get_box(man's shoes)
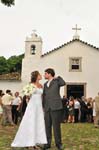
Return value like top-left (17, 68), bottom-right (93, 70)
top-left (57, 145), bottom-right (63, 150)
top-left (43, 144), bottom-right (51, 150)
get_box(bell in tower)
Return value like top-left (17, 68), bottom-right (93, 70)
top-left (31, 45), bottom-right (36, 55)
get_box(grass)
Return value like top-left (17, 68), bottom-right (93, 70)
top-left (0, 123), bottom-right (99, 150)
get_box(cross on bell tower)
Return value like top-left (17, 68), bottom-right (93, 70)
top-left (31, 29), bottom-right (37, 37)
top-left (32, 29), bottom-right (37, 34)
top-left (72, 24), bottom-right (81, 40)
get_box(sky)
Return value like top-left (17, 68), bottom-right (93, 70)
top-left (0, 0), bottom-right (99, 58)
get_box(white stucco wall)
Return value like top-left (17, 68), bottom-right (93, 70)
top-left (0, 80), bottom-right (23, 95)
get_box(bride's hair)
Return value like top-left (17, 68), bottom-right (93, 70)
top-left (31, 71), bottom-right (40, 83)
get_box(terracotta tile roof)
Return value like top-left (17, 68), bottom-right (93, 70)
top-left (42, 39), bottom-right (99, 57)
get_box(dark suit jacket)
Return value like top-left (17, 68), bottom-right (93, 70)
top-left (43, 76), bottom-right (66, 112)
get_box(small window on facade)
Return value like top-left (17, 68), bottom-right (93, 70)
top-left (69, 57), bottom-right (82, 72)
top-left (31, 45), bottom-right (36, 55)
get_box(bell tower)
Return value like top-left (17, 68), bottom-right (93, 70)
top-left (25, 30), bottom-right (42, 58)
top-left (21, 31), bottom-right (42, 83)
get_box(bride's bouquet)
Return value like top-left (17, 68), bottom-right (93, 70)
top-left (22, 83), bottom-right (36, 97)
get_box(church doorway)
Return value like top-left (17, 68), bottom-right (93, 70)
top-left (66, 83), bottom-right (86, 99)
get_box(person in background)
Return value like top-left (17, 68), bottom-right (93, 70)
top-left (80, 96), bottom-right (88, 123)
top-left (74, 98), bottom-right (80, 123)
top-left (12, 92), bottom-right (21, 125)
top-left (94, 92), bottom-right (99, 128)
top-left (1, 89), bottom-right (14, 126)
top-left (92, 99), bottom-right (96, 124)
top-left (61, 95), bottom-right (69, 123)
top-left (21, 95), bottom-right (29, 117)
top-left (0, 90), bottom-right (4, 124)
top-left (87, 97), bottom-right (93, 123)
top-left (68, 97), bottom-right (75, 123)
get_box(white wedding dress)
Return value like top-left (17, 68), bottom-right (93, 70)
top-left (11, 88), bottom-right (47, 147)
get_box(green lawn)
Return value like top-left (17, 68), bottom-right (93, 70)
top-left (0, 123), bottom-right (99, 150)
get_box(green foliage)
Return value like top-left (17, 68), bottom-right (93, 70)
top-left (0, 54), bottom-right (24, 75)
top-left (0, 56), bottom-right (8, 74)
top-left (1, 0), bottom-right (15, 7)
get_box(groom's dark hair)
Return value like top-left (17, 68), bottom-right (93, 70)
top-left (45, 68), bottom-right (55, 77)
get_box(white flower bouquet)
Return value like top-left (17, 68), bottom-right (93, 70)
top-left (22, 83), bottom-right (36, 97)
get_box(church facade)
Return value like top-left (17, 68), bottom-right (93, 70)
top-left (0, 30), bottom-right (99, 98)
top-left (22, 32), bottom-right (99, 98)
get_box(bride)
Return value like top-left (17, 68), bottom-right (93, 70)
top-left (11, 71), bottom-right (47, 149)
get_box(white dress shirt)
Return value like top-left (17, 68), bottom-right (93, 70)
top-left (12, 97), bottom-right (21, 105)
top-left (47, 79), bottom-right (53, 87)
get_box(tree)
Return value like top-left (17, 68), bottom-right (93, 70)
top-left (1, 0), bottom-right (15, 7)
top-left (7, 54), bottom-right (24, 73)
top-left (14, 54), bottom-right (24, 73)
top-left (7, 56), bottom-right (18, 73)
top-left (0, 54), bottom-right (24, 74)
top-left (0, 56), bottom-right (9, 74)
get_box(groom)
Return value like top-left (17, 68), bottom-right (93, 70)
top-left (43, 68), bottom-right (66, 150)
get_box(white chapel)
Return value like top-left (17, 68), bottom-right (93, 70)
top-left (21, 25), bottom-right (99, 98)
